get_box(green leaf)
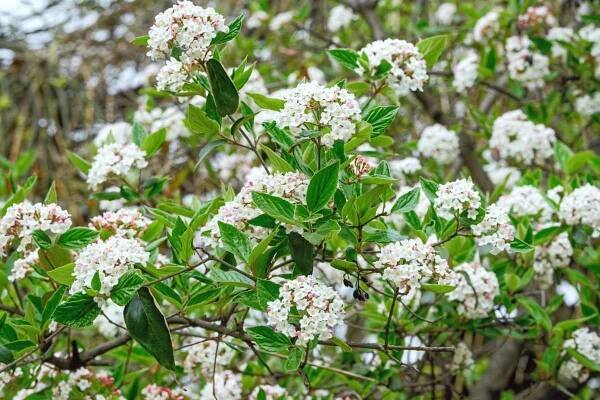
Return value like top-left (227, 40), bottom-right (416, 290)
top-left (517, 297), bottom-right (552, 332)
top-left (67, 151), bottom-right (91, 174)
top-left (331, 336), bottom-right (352, 352)
top-left (247, 326), bottom-right (292, 352)
top-left (131, 35), bottom-right (149, 46)
top-left (57, 228), bottom-right (99, 250)
top-left (554, 142), bottom-right (573, 171)
top-left (0, 176), bottom-right (37, 217)
top-left (132, 122), bottom-right (148, 146)
top-left (421, 283), bottom-right (455, 294)
top-left (416, 35), bottom-right (448, 68)
top-left (284, 346), bottom-right (305, 372)
top-left (247, 93), bottom-right (285, 111)
top-left (263, 121), bottom-right (294, 151)
top-left (42, 286), bottom-right (66, 326)
top-left (363, 106), bottom-right (398, 136)
top-left (124, 287), bottom-right (175, 370)
top-left (566, 348), bottom-right (600, 372)
top-left (33, 230), bottom-right (52, 249)
top-left (328, 48), bottom-right (359, 70)
top-left (46, 263), bottom-right (75, 286)
top-left (195, 139), bottom-right (227, 170)
top-left (534, 226), bottom-right (565, 245)
top-left (53, 293), bottom-right (100, 328)
top-left (306, 162), bottom-right (339, 212)
top-left (211, 14), bottom-right (244, 45)
top-left (111, 271), bottom-right (145, 306)
top-left (510, 238), bottom-right (534, 253)
top-left (288, 232), bottom-right (315, 275)
top-left (218, 221), bottom-right (252, 263)
top-left (207, 58), bottom-right (239, 116)
top-left (141, 128), bottom-right (166, 156)
top-left (0, 345), bottom-right (13, 364)
top-left (185, 104), bottom-right (221, 137)
top-left (256, 279), bottom-right (281, 310)
top-left (252, 192), bottom-right (296, 225)
top-left (44, 181), bottom-right (57, 204)
top-left (420, 177), bottom-right (439, 201)
top-left (261, 145), bottom-right (295, 173)
top-left (391, 187), bottom-right (420, 213)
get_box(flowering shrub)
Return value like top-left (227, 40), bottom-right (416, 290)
top-left (1, 1), bottom-right (600, 399)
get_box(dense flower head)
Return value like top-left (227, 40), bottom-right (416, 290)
top-left (155, 58), bottom-right (188, 92)
top-left (490, 110), bottom-right (556, 165)
top-left (141, 384), bottom-right (186, 400)
top-left (497, 185), bottom-right (554, 223)
top-left (135, 105), bottom-right (190, 141)
top-left (267, 275), bottom-right (345, 345)
top-left (94, 121), bottom-right (132, 146)
top-left (71, 236), bottom-right (149, 298)
top-left (198, 370), bottom-right (242, 400)
top-left (575, 92), bottom-right (600, 117)
top-left (472, 204), bottom-right (515, 254)
top-left (182, 337), bottom-right (234, 375)
top-left (87, 143), bottom-right (148, 190)
top-left (390, 157), bottom-right (421, 180)
top-left (435, 3), bottom-right (457, 26)
top-left (89, 208), bottom-right (151, 238)
top-left (327, 5), bottom-right (356, 32)
top-left (559, 184), bottom-right (600, 237)
top-left (559, 327), bottom-right (600, 383)
top-left (547, 27), bottom-right (576, 60)
top-left (358, 39), bottom-right (428, 95)
top-left (249, 384), bottom-right (287, 400)
top-left (443, 261), bottom-right (500, 319)
top-left (517, 5), bottom-right (555, 30)
top-left (451, 342), bottom-right (474, 373)
top-left (434, 178), bottom-right (481, 220)
top-left (505, 36), bottom-right (550, 89)
top-left (52, 368), bottom-right (124, 399)
top-left (473, 10), bottom-right (500, 43)
top-left (453, 50), bottom-right (479, 92)
top-left (417, 124), bottom-right (460, 165)
top-left (376, 239), bottom-right (454, 298)
top-left (533, 231), bottom-right (572, 288)
top-left (276, 81), bottom-right (361, 147)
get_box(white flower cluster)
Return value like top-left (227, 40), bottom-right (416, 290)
top-left (579, 25), bottom-right (600, 77)
top-left (417, 124), bottom-right (460, 165)
top-left (390, 157), bottom-right (421, 180)
top-left (141, 384), bottom-right (186, 400)
top-left (376, 239), bottom-right (454, 299)
top-left (498, 185), bottom-right (554, 223)
top-left (197, 170), bottom-right (309, 249)
top-left (87, 143), bottom-right (148, 190)
top-left (517, 5), bottom-right (556, 29)
top-left (71, 236), bottom-right (149, 299)
top-left (94, 299), bottom-right (125, 338)
top-left (199, 371), bottom-right (242, 400)
top-left (533, 232), bottom-right (572, 288)
top-left (483, 161), bottom-right (522, 189)
top-left (327, 5), bottom-right (356, 32)
top-left (559, 184), bottom-right (600, 237)
top-left (183, 338), bottom-right (234, 375)
top-left (134, 105), bottom-right (189, 142)
top-left (0, 201), bottom-right (72, 281)
top-left (434, 179), bottom-right (481, 220)
top-left (210, 151), bottom-right (256, 185)
top-left (472, 204), bottom-right (515, 254)
top-left (94, 121), bottom-right (132, 146)
top-left (435, 3), bottom-right (457, 26)
top-left (559, 327), bottom-right (600, 383)
top-left (277, 81), bottom-right (361, 147)
top-left (147, 1), bottom-right (228, 91)
top-left (358, 39), bottom-right (429, 95)
top-left (443, 261), bottom-right (499, 319)
top-left (249, 385), bottom-right (287, 400)
top-left (473, 10), bottom-right (500, 43)
top-left (453, 50), bottom-right (479, 92)
top-left (267, 275), bottom-right (345, 345)
top-left (451, 342), bottom-right (475, 373)
top-left (490, 110), bottom-right (556, 165)
top-left (505, 35), bottom-right (550, 89)
top-left (52, 368), bottom-right (123, 400)
top-left (89, 209), bottom-right (150, 238)
top-left (575, 92), bottom-right (600, 117)
top-left (547, 27), bottom-right (575, 60)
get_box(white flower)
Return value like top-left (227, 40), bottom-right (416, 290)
top-left (559, 327), bottom-right (600, 383)
top-left (559, 184), bottom-right (600, 237)
top-left (276, 81), bottom-right (361, 147)
top-left (390, 157), bottom-right (421, 179)
top-left (183, 338), bottom-right (234, 375)
top-left (434, 178), bottom-right (481, 220)
top-left (269, 11), bottom-right (294, 31)
top-left (517, 5), bottom-right (556, 29)
top-left (156, 58), bottom-right (188, 92)
top-left (267, 275), bottom-right (345, 346)
top-left (86, 143), bottom-right (148, 190)
top-left (472, 204), bottom-right (515, 254)
top-left (71, 236), bottom-right (149, 298)
top-left (533, 232), bottom-right (572, 288)
top-left (451, 342), bottom-right (474, 373)
top-left (249, 385), bottom-right (287, 400)
top-left (358, 39), bottom-right (429, 95)
top-left (327, 5), bottom-right (356, 32)
top-left (199, 371), bottom-right (242, 400)
top-left (490, 110), bottom-right (556, 165)
top-left (506, 36), bottom-right (550, 89)
top-left (453, 51), bottom-right (479, 92)
top-left (94, 299), bottom-right (124, 338)
top-left (210, 151), bottom-right (256, 185)
top-left (497, 185), bottom-right (554, 223)
top-left (246, 10), bottom-right (268, 29)
top-left (443, 261), bottom-right (499, 319)
top-left (89, 209), bottom-right (150, 238)
top-left (141, 384), bottom-right (186, 400)
top-left (417, 124), bottom-right (460, 165)
top-left (94, 122), bottom-right (132, 146)
top-left (556, 280), bottom-right (579, 307)
top-left (547, 27), bottom-right (575, 60)
top-left (402, 335), bottom-right (425, 364)
top-left (134, 105), bottom-right (189, 141)
top-left (579, 25), bottom-right (600, 58)
top-left (473, 11), bottom-right (500, 43)
top-left (376, 239), bottom-right (454, 299)
top-left (435, 3), bottom-right (457, 26)
top-left (575, 92), bottom-right (600, 117)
